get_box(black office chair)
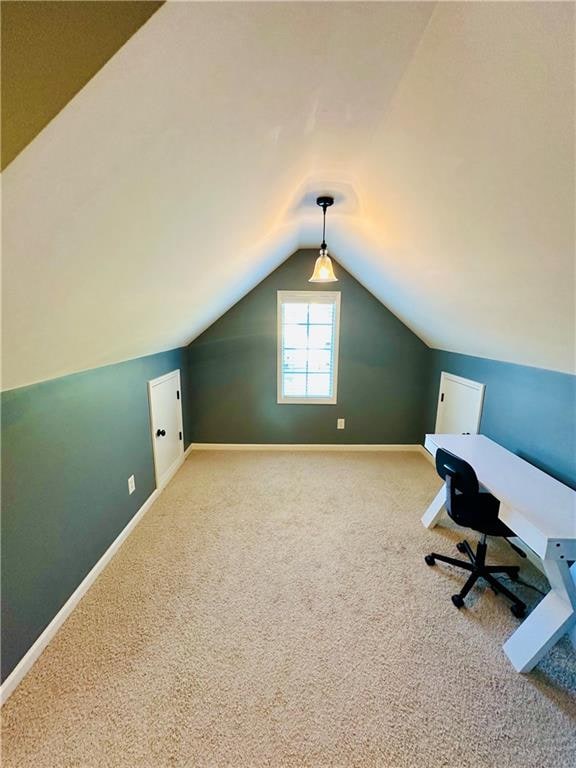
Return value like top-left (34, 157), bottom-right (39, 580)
top-left (425, 448), bottom-right (527, 618)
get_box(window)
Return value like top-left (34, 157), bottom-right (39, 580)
top-left (277, 290), bottom-right (341, 404)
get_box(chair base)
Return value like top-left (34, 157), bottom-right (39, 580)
top-left (425, 538), bottom-right (526, 618)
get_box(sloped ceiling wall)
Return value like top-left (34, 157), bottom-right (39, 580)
top-left (2, 1), bottom-right (574, 390)
top-left (344, 1), bottom-right (575, 374)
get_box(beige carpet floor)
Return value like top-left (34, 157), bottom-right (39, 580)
top-left (2, 451), bottom-right (575, 767)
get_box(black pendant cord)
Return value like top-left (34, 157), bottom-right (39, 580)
top-left (316, 195), bottom-right (334, 251)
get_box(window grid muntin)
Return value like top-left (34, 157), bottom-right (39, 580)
top-left (278, 292), bottom-right (339, 403)
top-left (282, 303), bottom-right (334, 398)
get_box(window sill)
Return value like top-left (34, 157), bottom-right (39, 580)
top-left (277, 397), bottom-right (337, 405)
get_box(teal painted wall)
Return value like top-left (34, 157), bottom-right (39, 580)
top-left (187, 250), bottom-right (431, 444)
top-left (1, 348), bottom-right (190, 681)
top-left (428, 351), bottom-right (576, 489)
top-left (4, 263), bottom-right (574, 685)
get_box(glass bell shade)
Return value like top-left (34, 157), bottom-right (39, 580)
top-left (309, 248), bottom-right (338, 283)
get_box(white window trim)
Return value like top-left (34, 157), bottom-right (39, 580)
top-left (277, 290), bottom-right (341, 405)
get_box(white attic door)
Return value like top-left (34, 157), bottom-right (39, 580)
top-left (148, 370), bottom-right (184, 488)
top-left (434, 372), bottom-right (485, 435)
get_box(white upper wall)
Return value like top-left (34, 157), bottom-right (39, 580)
top-left (2, 1), bottom-right (574, 390)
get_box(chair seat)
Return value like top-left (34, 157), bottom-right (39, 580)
top-left (451, 492), bottom-right (515, 538)
top-left (472, 515), bottom-right (515, 538)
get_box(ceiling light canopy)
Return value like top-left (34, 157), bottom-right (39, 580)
top-left (309, 196), bottom-right (338, 283)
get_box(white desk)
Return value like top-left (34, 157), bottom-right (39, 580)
top-left (422, 434), bottom-right (576, 672)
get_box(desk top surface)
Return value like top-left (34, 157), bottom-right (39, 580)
top-left (426, 434), bottom-right (576, 544)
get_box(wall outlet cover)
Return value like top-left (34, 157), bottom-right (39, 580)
top-left (337, 418), bottom-right (345, 429)
top-left (128, 475), bottom-right (136, 494)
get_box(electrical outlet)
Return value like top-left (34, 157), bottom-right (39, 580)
top-left (337, 418), bottom-right (345, 430)
top-left (128, 475), bottom-right (136, 495)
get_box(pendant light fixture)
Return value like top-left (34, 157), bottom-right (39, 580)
top-left (309, 196), bottom-right (338, 283)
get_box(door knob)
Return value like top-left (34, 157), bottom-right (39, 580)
top-left (156, 429), bottom-right (166, 437)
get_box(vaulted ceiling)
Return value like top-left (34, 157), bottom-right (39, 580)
top-left (2, 1), bottom-right (574, 390)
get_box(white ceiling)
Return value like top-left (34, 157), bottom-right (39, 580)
top-left (2, 1), bottom-right (574, 390)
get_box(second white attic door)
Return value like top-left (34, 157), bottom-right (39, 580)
top-left (434, 372), bottom-right (485, 435)
top-left (148, 370), bottom-right (184, 489)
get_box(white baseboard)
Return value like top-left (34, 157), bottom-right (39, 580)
top-left (418, 444), bottom-right (435, 465)
top-left (157, 446), bottom-right (190, 490)
top-left (187, 443), bottom-right (425, 452)
top-left (0, 451), bottom-right (190, 706)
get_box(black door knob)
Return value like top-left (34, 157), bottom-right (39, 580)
top-left (156, 429), bottom-right (166, 437)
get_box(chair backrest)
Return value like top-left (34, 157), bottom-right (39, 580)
top-left (435, 448), bottom-right (479, 500)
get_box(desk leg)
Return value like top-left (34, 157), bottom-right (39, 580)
top-left (421, 484), bottom-right (446, 529)
top-left (503, 560), bottom-right (576, 672)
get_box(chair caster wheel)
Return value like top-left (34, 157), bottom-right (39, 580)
top-left (456, 542), bottom-right (467, 553)
top-left (424, 555), bottom-right (436, 566)
top-left (510, 604), bottom-right (526, 619)
top-left (451, 594), bottom-right (465, 609)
